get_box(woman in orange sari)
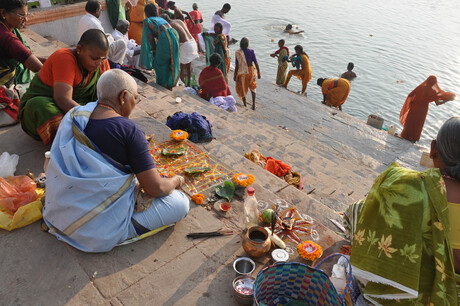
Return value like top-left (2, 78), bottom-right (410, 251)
top-left (399, 75), bottom-right (456, 142)
top-left (234, 37), bottom-right (261, 110)
top-left (316, 77), bottom-right (351, 111)
top-left (283, 45), bottom-right (311, 95)
top-left (128, 0), bottom-right (156, 44)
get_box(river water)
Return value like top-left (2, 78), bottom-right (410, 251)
top-left (182, 0), bottom-right (460, 147)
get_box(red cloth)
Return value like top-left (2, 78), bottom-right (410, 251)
top-left (186, 10), bottom-right (202, 42)
top-left (399, 75), bottom-right (456, 141)
top-left (0, 87), bottom-right (19, 121)
top-left (0, 23), bottom-right (31, 64)
top-left (274, 46), bottom-right (289, 57)
top-left (265, 157), bottom-right (291, 177)
top-left (199, 66), bottom-right (231, 100)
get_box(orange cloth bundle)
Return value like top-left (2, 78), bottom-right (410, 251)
top-left (265, 157), bottom-right (291, 177)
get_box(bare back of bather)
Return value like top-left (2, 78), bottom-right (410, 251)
top-left (169, 19), bottom-right (193, 43)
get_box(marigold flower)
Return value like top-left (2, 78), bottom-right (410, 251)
top-left (192, 193), bottom-right (205, 205)
top-left (170, 130), bottom-right (188, 141)
top-left (297, 240), bottom-right (323, 261)
top-left (232, 173), bottom-right (255, 187)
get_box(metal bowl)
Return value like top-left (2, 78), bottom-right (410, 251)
top-left (232, 275), bottom-right (255, 305)
top-left (233, 257), bottom-right (255, 277)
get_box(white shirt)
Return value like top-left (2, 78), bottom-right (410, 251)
top-left (210, 13), bottom-right (231, 36)
top-left (112, 29), bottom-right (136, 57)
top-left (78, 13), bottom-right (105, 39)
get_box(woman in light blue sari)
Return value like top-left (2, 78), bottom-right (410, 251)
top-left (43, 69), bottom-right (189, 252)
top-left (139, 3), bottom-right (179, 89)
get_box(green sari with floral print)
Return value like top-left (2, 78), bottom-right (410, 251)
top-left (349, 162), bottom-right (457, 305)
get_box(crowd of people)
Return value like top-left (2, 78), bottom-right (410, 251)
top-left (1, 1), bottom-right (460, 303)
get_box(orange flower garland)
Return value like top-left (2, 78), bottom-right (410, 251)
top-left (297, 240), bottom-right (323, 261)
top-left (232, 173), bottom-right (255, 187)
top-left (170, 130), bottom-right (189, 141)
top-left (192, 194), bottom-right (204, 205)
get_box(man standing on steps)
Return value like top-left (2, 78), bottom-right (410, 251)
top-left (162, 14), bottom-right (198, 87)
top-left (78, 0), bottom-right (127, 65)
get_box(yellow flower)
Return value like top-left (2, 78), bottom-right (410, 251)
top-left (232, 173), bottom-right (255, 187)
top-left (170, 130), bottom-right (188, 141)
top-left (297, 240), bottom-right (323, 261)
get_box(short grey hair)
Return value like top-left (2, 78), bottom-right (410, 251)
top-left (116, 19), bottom-right (129, 29)
top-left (436, 117), bottom-right (460, 179)
top-left (97, 69), bottom-right (137, 103)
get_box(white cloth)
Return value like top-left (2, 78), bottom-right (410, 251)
top-left (78, 13), bottom-right (104, 39)
top-left (112, 29), bottom-right (140, 66)
top-left (109, 40), bottom-right (127, 64)
top-left (179, 39), bottom-right (199, 64)
top-left (210, 14), bottom-right (231, 36)
top-left (209, 95), bottom-right (237, 112)
top-left (77, 14), bottom-right (126, 64)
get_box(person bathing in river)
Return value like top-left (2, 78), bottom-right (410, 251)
top-left (270, 39), bottom-right (289, 85)
top-left (317, 77), bottom-right (351, 111)
top-left (399, 75), bottom-right (456, 142)
top-left (282, 45), bottom-right (311, 95)
top-left (284, 24), bottom-right (304, 34)
top-left (340, 62), bottom-right (357, 80)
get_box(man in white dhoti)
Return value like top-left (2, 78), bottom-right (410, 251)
top-left (162, 14), bottom-right (198, 87)
top-left (112, 20), bottom-right (141, 67)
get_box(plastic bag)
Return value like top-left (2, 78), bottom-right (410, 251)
top-left (0, 188), bottom-right (44, 231)
top-left (0, 152), bottom-right (19, 178)
top-left (0, 175), bottom-right (37, 213)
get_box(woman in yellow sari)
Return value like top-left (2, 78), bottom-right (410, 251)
top-left (283, 45), bottom-right (311, 95)
top-left (317, 77), bottom-right (351, 111)
top-left (234, 37), bottom-right (261, 110)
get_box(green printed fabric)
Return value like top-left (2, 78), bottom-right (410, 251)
top-left (350, 162), bottom-right (457, 305)
top-left (106, 0), bottom-right (126, 29)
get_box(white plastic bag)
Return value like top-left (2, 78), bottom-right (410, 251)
top-left (0, 152), bottom-right (19, 178)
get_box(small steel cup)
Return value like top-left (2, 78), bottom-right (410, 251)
top-left (233, 257), bottom-right (255, 277)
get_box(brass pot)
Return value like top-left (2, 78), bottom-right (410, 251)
top-left (242, 226), bottom-right (271, 258)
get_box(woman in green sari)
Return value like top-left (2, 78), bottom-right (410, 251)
top-left (201, 23), bottom-right (230, 84)
top-left (139, 3), bottom-right (180, 90)
top-left (18, 29), bottom-right (110, 145)
top-left (0, 0), bottom-right (43, 88)
top-left (345, 117), bottom-right (460, 305)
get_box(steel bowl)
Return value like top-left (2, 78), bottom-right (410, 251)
top-left (232, 275), bottom-right (255, 305)
top-left (233, 257), bottom-right (255, 277)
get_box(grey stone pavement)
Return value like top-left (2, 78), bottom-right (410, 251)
top-left (0, 29), bottom-right (427, 305)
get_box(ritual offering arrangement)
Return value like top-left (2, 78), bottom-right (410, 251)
top-left (232, 173), bottom-right (255, 187)
top-left (161, 147), bottom-right (186, 156)
top-left (170, 129), bottom-right (188, 142)
top-left (297, 240), bottom-right (323, 262)
top-left (150, 140), bottom-right (235, 195)
top-left (184, 166), bottom-right (211, 174)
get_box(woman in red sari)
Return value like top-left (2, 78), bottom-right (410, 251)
top-left (198, 53), bottom-right (231, 101)
top-left (399, 76), bottom-right (456, 142)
